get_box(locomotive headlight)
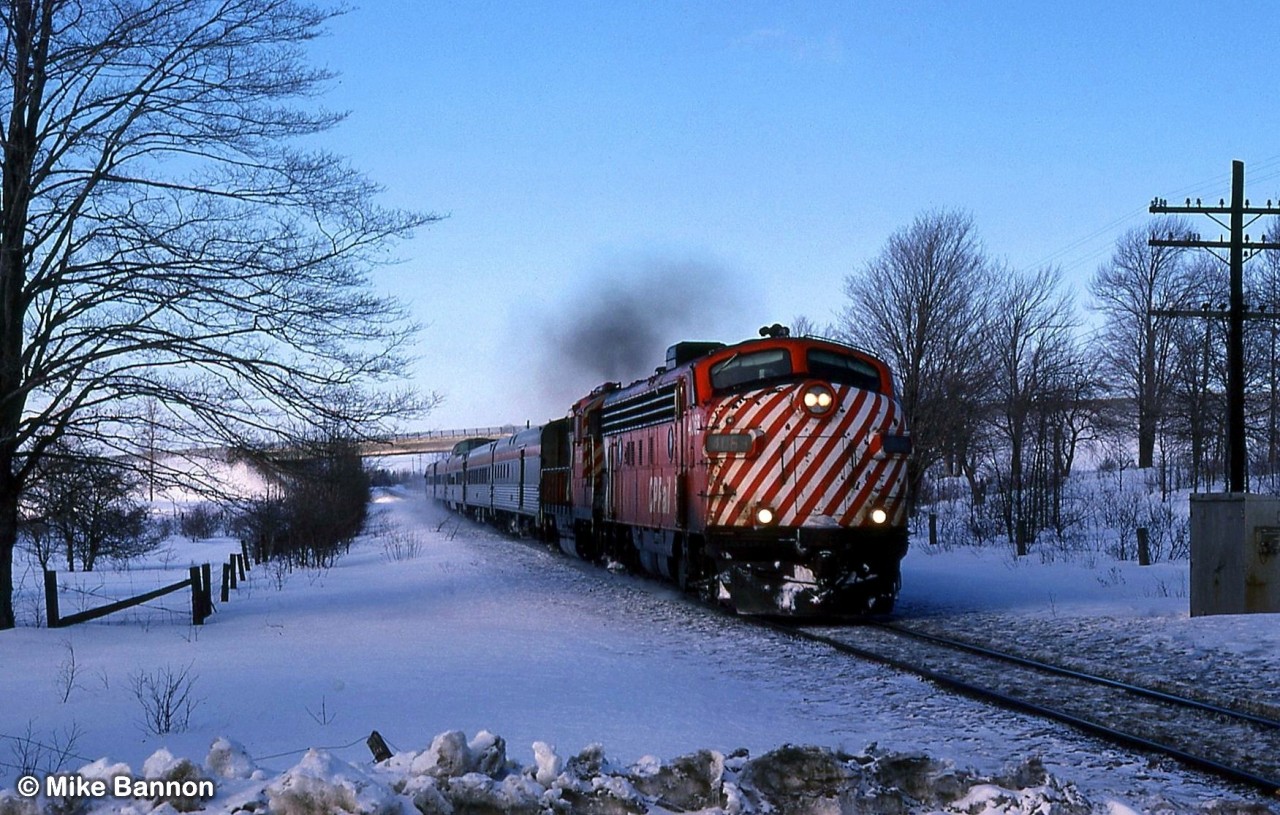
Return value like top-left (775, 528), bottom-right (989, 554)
top-left (756, 507), bottom-right (775, 525)
top-left (870, 508), bottom-right (888, 525)
top-left (800, 384), bottom-right (836, 415)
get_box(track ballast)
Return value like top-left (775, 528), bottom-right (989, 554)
top-left (764, 619), bottom-right (1280, 797)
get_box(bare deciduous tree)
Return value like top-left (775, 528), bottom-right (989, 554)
top-left (1090, 220), bottom-right (1196, 472)
top-left (985, 264), bottom-right (1077, 554)
top-left (1249, 220), bottom-right (1280, 490)
top-left (789, 313), bottom-right (835, 339)
top-left (1164, 255), bottom-right (1228, 492)
top-left (0, 1), bottom-right (438, 627)
top-left (840, 209), bottom-right (994, 506)
top-left (24, 439), bottom-right (159, 571)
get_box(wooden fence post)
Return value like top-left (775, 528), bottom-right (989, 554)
top-left (367, 731), bottom-right (393, 763)
top-left (1137, 526), bottom-right (1151, 566)
top-left (44, 570), bottom-right (60, 628)
top-left (241, 539), bottom-right (252, 572)
top-left (201, 563), bottom-right (213, 618)
top-left (190, 566), bottom-right (203, 625)
top-left (228, 556), bottom-right (237, 589)
top-left (221, 563), bottom-right (231, 603)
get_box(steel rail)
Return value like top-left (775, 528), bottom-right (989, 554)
top-left (761, 621), bottom-right (1280, 797)
top-left (871, 620), bottom-right (1280, 731)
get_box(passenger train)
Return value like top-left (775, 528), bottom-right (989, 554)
top-left (427, 325), bottom-right (911, 615)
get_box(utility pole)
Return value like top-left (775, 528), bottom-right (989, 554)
top-left (1149, 160), bottom-right (1280, 493)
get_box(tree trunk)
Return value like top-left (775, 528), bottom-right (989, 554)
top-left (1137, 406), bottom-right (1157, 469)
top-left (1138, 325), bottom-right (1159, 469)
top-left (0, 471), bottom-right (21, 628)
top-left (0, 535), bottom-right (11, 628)
top-left (0, 1), bottom-right (44, 629)
top-left (1010, 435), bottom-right (1026, 556)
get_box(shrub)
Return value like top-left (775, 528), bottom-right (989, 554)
top-left (179, 504), bottom-right (222, 540)
top-left (130, 663), bottom-right (200, 735)
top-left (23, 440), bottom-right (161, 571)
top-left (230, 437), bottom-right (370, 569)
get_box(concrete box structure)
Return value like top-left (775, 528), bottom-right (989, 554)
top-left (1189, 493), bottom-right (1280, 616)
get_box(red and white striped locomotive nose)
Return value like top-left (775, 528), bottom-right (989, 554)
top-left (704, 381), bottom-right (908, 529)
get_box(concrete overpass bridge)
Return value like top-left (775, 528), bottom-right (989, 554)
top-left (357, 425), bottom-right (524, 458)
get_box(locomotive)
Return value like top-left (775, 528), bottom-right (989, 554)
top-left (427, 325), bottom-right (911, 615)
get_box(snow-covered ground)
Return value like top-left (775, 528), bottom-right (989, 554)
top-left (2, 485), bottom-right (1277, 813)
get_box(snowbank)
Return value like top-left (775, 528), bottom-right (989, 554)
top-left (5, 729), bottom-right (1268, 815)
top-left (0, 729), bottom-right (1113, 815)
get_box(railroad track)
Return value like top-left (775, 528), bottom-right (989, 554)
top-left (763, 618), bottom-right (1280, 797)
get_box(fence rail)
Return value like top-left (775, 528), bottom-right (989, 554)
top-left (43, 551), bottom-right (250, 628)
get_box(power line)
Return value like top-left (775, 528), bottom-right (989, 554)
top-left (1034, 153), bottom-right (1280, 278)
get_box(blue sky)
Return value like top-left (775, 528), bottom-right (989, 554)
top-left (307, 2), bottom-right (1280, 430)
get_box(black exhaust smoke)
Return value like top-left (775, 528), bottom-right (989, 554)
top-left (538, 254), bottom-right (743, 391)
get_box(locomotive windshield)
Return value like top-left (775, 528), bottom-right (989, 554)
top-left (710, 348), bottom-right (793, 392)
top-left (806, 349), bottom-right (881, 391)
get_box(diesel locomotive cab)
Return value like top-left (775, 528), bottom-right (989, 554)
top-left (690, 331), bottom-right (911, 614)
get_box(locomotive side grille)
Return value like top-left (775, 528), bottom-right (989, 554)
top-left (601, 383), bottom-right (678, 436)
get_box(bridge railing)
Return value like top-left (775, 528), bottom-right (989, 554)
top-left (378, 425), bottom-right (524, 442)
top-left (359, 425), bottom-right (529, 457)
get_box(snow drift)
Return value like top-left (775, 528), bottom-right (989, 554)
top-left (8, 727), bottom-right (1263, 815)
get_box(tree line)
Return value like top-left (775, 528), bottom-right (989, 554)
top-left (20, 437), bottom-right (370, 578)
top-left (837, 209), bottom-right (1280, 554)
